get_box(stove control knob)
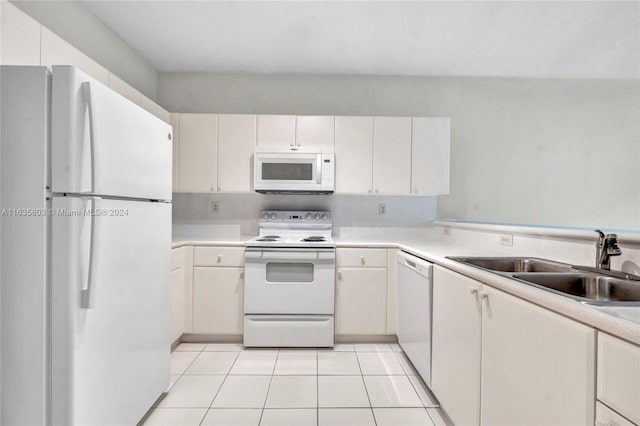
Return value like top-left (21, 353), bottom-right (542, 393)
top-left (306, 213), bottom-right (313, 220)
top-left (314, 214), bottom-right (321, 220)
top-left (321, 214), bottom-right (328, 220)
top-left (262, 213), bottom-right (270, 220)
top-left (270, 213), bottom-right (277, 220)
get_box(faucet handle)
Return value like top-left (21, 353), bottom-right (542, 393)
top-left (605, 234), bottom-right (622, 256)
top-left (595, 229), bottom-right (605, 239)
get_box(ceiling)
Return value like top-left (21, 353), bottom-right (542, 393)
top-left (83, 1), bottom-right (639, 79)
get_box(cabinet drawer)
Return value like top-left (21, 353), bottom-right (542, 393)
top-left (171, 247), bottom-right (184, 271)
top-left (596, 402), bottom-right (635, 426)
top-left (193, 246), bottom-right (244, 267)
top-left (598, 332), bottom-right (640, 425)
top-left (337, 248), bottom-right (387, 268)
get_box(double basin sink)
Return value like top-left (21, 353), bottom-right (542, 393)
top-left (447, 257), bottom-right (640, 305)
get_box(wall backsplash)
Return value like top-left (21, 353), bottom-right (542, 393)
top-left (172, 193), bottom-right (437, 236)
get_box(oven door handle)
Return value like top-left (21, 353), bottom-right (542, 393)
top-left (245, 250), bottom-right (335, 261)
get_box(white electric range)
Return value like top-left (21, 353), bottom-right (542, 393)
top-left (244, 211), bottom-right (336, 347)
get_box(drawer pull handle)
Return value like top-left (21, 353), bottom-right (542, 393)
top-left (338, 271), bottom-right (342, 280)
top-left (360, 256), bottom-right (365, 265)
top-left (217, 254), bottom-right (223, 263)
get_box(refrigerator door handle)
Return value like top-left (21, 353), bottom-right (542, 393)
top-left (82, 82), bottom-right (100, 194)
top-left (81, 197), bottom-right (102, 309)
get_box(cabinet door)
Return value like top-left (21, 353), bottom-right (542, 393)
top-left (178, 114), bottom-right (217, 192)
top-left (0, 1), bottom-right (41, 66)
top-left (411, 117), bottom-right (450, 195)
top-left (192, 267), bottom-right (244, 335)
top-left (257, 115), bottom-right (296, 147)
top-left (335, 116), bottom-right (373, 193)
top-left (335, 267), bottom-right (387, 335)
top-left (170, 267), bottom-right (184, 344)
top-left (170, 114), bottom-right (180, 191)
top-left (481, 286), bottom-right (596, 426)
top-left (431, 266), bottom-right (482, 426)
top-left (217, 114), bottom-right (256, 192)
top-left (296, 115), bottom-right (335, 147)
top-left (372, 117), bottom-right (411, 194)
top-left (598, 332), bottom-right (640, 424)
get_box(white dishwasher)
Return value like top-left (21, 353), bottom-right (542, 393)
top-left (396, 251), bottom-right (433, 386)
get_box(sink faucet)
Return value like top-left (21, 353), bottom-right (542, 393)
top-left (595, 230), bottom-right (622, 271)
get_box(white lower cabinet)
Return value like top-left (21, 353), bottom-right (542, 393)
top-left (185, 246), bottom-right (245, 336)
top-left (170, 267), bottom-right (184, 344)
top-left (596, 402), bottom-right (636, 426)
top-left (432, 265), bottom-right (596, 426)
top-left (170, 247), bottom-right (193, 344)
top-left (597, 332), bottom-right (640, 425)
top-left (192, 265), bottom-right (244, 335)
top-left (336, 268), bottom-right (387, 335)
top-left (480, 285), bottom-right (595, 426)
top-left (432, 266), bottom-right (482, 426)
top-left (335, 248), bottom-right (389, 336)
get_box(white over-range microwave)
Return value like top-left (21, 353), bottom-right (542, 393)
top-left (254, 146), bottom-right (335, 194)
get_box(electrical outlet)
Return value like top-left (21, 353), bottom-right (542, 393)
top-left (443, 226), bottom-right (451, 236)
top-left (378, 203), bottom-right (387, 215)
top-left (211, 201), bottom-right (219, 213)
top-left (499, 234), bottom-right (513, 246)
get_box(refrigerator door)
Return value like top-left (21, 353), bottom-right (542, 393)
top-left (51, 65), bottom-right (172, 201)
top-left (50, 196), bottom-right (171, 425)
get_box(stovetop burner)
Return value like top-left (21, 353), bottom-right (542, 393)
top-left (246, 210), bottom-right (334, 248)
top-left (302, 236), bottom-right (326, 242)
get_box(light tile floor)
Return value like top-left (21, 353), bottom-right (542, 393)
top-left (143, 343), bottom-right (450, 426)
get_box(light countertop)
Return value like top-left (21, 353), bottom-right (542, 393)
top-left (171, 233), bottom-right (640, 346)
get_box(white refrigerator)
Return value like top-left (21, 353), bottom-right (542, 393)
top-left (1, 65), bottom-right (172, 425)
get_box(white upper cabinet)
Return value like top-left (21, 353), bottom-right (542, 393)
top-left (217, 114), bottom-right (256, 192)
top-left (40, 27), bottom-right (110, 86)
top-left (411, 117), bottom-right (450, 195)
top-left (335, 116), bottom-right (374, 194)
top-left (178, 114), bottom-right (217, 193)
top-left (256, 115), bottom-right (296, 147)
top-left (0, 1), bottom-right (41, 66)
top-left (296, 116), bottom-right (335, 148)
top-left (373, 117), bottom-right (412, 195)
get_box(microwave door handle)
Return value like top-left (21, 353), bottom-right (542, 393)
top-left (317, 156), bottom-right (322, 184)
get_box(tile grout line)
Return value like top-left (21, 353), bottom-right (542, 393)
top-left (354, 347), bottom-right (378, 426)
top-left (258, 348), bottom-right (280, 425)
top-left (205, 350), bottom-right (242, 411)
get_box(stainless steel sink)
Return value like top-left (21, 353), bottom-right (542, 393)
top-left (512, 273), bottom-right (640, 305)
top-left (447, 256), bottom-right (640, 305)
top-left (447, 257), bottom-right (573, 273)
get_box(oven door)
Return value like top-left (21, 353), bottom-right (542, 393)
top-left (244, 248), bottom-right (335, 314)
top-left (254, 152), bottom-right (322, 193)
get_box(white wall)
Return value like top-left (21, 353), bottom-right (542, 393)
top-left (159, 73), bottom-right (640, 231)
top-left (172, 193), bottom-right (437, 236)
top-left (10, 0), bottom-right (158, 99)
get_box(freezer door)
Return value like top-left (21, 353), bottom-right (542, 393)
top-left (51, 65), bottom-right (172, 200)
top-left (50, 196), bottom-right (171, 425)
